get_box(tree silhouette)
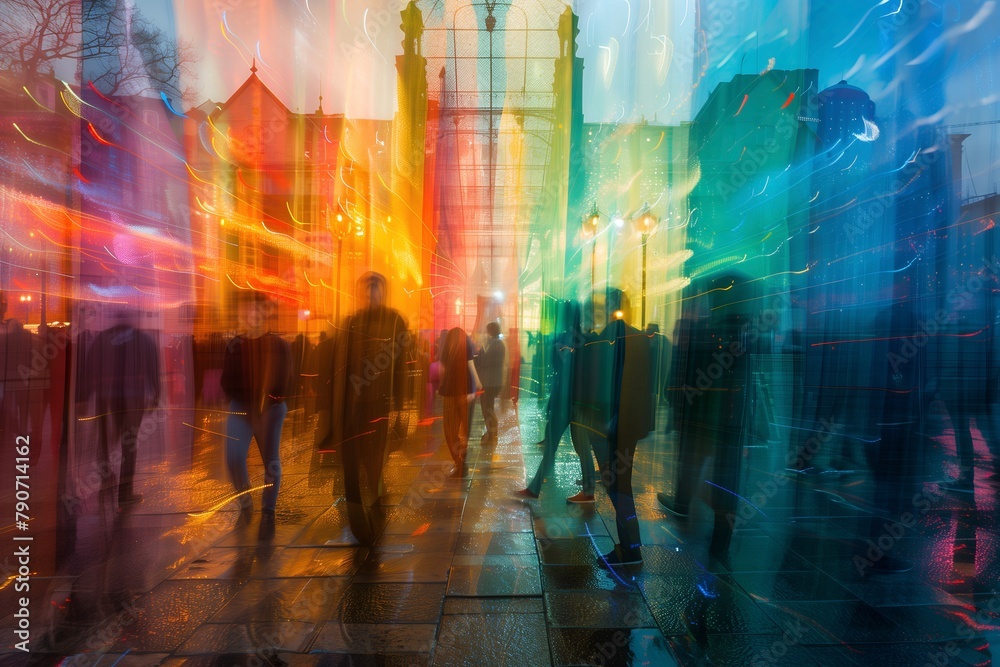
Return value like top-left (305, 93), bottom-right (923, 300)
top-left (0, 0), bottom-right (196, 104)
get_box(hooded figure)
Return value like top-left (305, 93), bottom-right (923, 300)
top-left (328, 272), bottom-right (410, 545)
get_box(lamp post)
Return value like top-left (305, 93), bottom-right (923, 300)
top-left (582, 203), bottom-right (600, 327)
top-left (328, 205), bottom-right (352, 322)
top-left (19, 294), bottom-right (31, 324)
top-left (634, 204), bottom-right (658, 328)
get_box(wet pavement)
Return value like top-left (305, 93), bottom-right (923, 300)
top-left (2, 396), bottom-right (1000, 666)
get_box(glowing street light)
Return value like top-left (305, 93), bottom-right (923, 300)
top-left (632, 203), bottom-right (659, 327)
top-left (582, 203), bottom-right (601, 325)
top-left (582, 202), bottom-right (600, 240)
top-left (327, 205), bottom-right (353, 321)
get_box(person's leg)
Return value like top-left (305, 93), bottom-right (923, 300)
top-left (458, 394), bottom-right (470, 470)
top-left (609, 438), bottom-right (641, 558)
top-left (441, 396), bottom-right (458, 461)
top-left (669, 432), bottom-right (702, 516)
top-left (254, 401), bottom-right (287, 512)
top-left (569, 420), bottom-right (596, 495)
top-left (361, 415), bottom-right (389, 501)
top-left (225, 402), bottom-right (255, 511)
top-left (591, 432), bottom-right (610, 490)
top-left (443, 396), bottom-right (469, 465)
top-left (526, 428), bottom-right (560, 496)
top-left (709, 434), bottom-right (741, 554)
top-left (97, 413), bottom-right (115, 504)
top-left (466, 395), bottom-right (476, 441)
top-left (481, 387), bottom-right (499, 440)
top-left (117, 410), bottom-right (145, 503)
top-left (341, 435), bottom-right (363, 504)
top-left (527, 389), bottom-right (574, 493)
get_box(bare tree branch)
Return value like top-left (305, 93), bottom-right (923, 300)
top-left (1, 0), bottom-right (197, 103)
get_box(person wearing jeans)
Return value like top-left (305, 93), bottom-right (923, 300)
top-left (221, 291), bottom-right (291, 540)
top-left (440, 327), bottom-right (481, 478)
top-left (225, 399), bottom-right (288, 517)
top-left (589, 290), bottom-right (653, 568)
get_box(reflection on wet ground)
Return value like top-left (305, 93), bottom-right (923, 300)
top-left (2, 397), bottom-right (999, 666)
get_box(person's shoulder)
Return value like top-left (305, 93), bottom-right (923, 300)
top-left (391, 311), bottom-right (409, 334)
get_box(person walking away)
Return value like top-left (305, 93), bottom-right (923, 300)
top-left (589, 290), bottom-right (653, 569)
top-left (477, 322), bottom-right (506, 446)
top-left (440, 327), bottom-right (482, 478)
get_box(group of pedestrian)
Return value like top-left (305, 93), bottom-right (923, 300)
top-left (216, 273), bottom-right (512, 544)
top-left (518, 289), bottom-right (654, 569)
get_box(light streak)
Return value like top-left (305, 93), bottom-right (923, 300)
top-left (187, 483), bottom-right (274, 517)
top-left (160, 92), bottom-right (187, 117)
top-left (734, 94), bottom-right (749, 117)
top-left (834, 1), bottom-right (892, 48)
top-left (853, 118), bottom-right (880, 142)
top-left (87, 123), bottom-right (114, 147)
top-left (363, 8), bottom-right (388, 64)
top-left (704, 480), bottom-right (770, 519)
top-left (716, 32), bottom-right (757, 69)
top-left (21, 86), bottom-right (53, 112)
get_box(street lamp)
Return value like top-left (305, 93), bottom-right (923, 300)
top-left (19, 294), bottom-right (31, 324)
top-left (328, 205), bottom-right (353, 321)
top-left (633, 204), bottom-right (659, 328)
top-left (582, 203), bottom-right (600, 327)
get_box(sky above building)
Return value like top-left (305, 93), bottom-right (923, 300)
top-left (124, 0), bottom-right (1000, 193)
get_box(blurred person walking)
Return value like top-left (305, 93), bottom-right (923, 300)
top-left (657, 274), bottom-right (755, 557)
top-left (587, 290), bottom-right (653, 568)
top-left (440, 326), bottom-right (481, 478)
top-left (85, 309), bottom-right (161, 510)
top-left (477, 321), bottom-right (506, 447)
top-left (517, 300), bottom-right (596, 504)
top-left (327, 272), bottom-right (410, 545)
top-left (221, 292), bottom-right (291, 540)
